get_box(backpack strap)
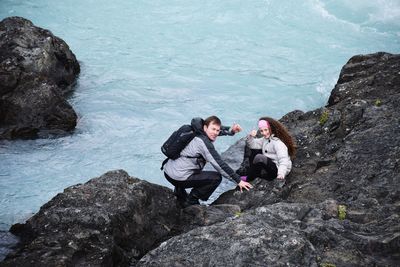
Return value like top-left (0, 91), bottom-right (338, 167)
top-left (160, 158), bottom-right (169, 170)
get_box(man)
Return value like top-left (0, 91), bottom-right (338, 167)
top-left (164, 116), bottom-right (253, 207)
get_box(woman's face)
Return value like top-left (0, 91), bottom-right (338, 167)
top-left (259, 127), bottom-right (271, 138)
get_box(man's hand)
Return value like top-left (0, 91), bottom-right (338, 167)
top-left (238, 180), bottom-right (253, 192)
top-left (231, 123), bottom-right (242, 133)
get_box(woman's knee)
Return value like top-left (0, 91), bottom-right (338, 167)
top-left (253, 154), bottom-right (268, 164)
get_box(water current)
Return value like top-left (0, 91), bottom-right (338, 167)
top-left (0, 0), bottom-right (399, 235)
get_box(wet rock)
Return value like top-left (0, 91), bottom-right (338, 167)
top-left (0, 17), bottom-right (80, 139)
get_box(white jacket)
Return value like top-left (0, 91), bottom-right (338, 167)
top-left (246, 134), bottom-right (292, 178)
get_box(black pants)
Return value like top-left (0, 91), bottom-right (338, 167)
top-left (247, 154), bottom-right (278, 181)
top-left (236, 148), bottom-right (262, 176)
top-left (164, 171), bottom-right (222, 201)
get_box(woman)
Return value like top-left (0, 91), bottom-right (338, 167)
top-left (242, 117), bottom-right (296, 181)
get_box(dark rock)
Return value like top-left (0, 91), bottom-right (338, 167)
top-left (1, 170), bottom-right (181, 266)
top-left (138, 201), bottom-right (391, 267)
top-left (138, 202), bottom-right (320, 267)
top-left (0, 17), bottom-right (80, 139)
top-left (0, 170), bottom-right (241, 266)
top-left (139, 201), bottom-right (399, 267)
top-left (213, 177), bottom-right (290, 210)
top-left (0, 232), bottom-right (18, 262)
top-left (179, 204), bottom-right (241, 233)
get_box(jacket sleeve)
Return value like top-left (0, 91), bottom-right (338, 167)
top-left (219, 125), bottom-right (234, 136)
top-left (198, 137), bottom-right (241, 183)
top-left (275, 140), bottom-right (291, 178)
top-left (246, 135), bottom-right (263, 149)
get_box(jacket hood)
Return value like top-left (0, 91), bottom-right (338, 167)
top-left (191, 117), bottom-right (205, 135)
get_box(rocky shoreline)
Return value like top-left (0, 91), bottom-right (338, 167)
top-left (0, 16), bottom-right (399, 266)
top-left (0, 17), bottom-right (80, 139)
top-left (0, 52), bottom-right (398, 266)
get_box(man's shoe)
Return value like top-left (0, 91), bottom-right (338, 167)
top-left (180, 194), bottom-right (200, 208)
top-left (174, 186), bottom-right (188, 201)
top-left (187, 195), bottom-right (200, 205)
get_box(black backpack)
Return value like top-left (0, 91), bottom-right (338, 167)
top-left (160, 124), bottom-right (196, 170)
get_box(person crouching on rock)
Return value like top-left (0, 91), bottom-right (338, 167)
top-left (241, 117), bottom-right (296, 182)
top-left (164, 116), bottom-right (253, 208)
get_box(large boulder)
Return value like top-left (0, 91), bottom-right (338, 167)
top-left (0, 16), bottom-right (80, 139)
top-left (138, 200), bottom-right (392, 266)
top-left (281, 52), bottom-right (400, 215)
top-left (0, 170), bottom-right (181, 266)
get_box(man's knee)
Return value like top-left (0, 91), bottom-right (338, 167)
top-left (217, 173), bottom-right (222, 183)
top-left (213, 173), bottom-right (222, 184)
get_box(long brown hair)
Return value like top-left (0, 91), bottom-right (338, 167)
top-left (259, 116), bottom-right (296, 159)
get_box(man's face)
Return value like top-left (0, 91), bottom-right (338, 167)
top-left (203, 122), bottom-right (221, 142)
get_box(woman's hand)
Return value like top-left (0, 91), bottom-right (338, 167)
top-left (277, 174), bottom-right (285, 180)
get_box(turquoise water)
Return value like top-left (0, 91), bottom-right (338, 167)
top-left (0, 0), bottom-right (399, 231)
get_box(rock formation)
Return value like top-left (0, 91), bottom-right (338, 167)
top-left (0, 17), bottom-right (80, 139)
top-left (0, 170), bottom-right (241, 266)
top-left (139, 52), bottom-right (400, 266)
top-left (1, 52), bottom-right (399, 266)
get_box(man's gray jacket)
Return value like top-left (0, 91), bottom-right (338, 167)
top-left (164, 118), bottom-right (241, 183)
